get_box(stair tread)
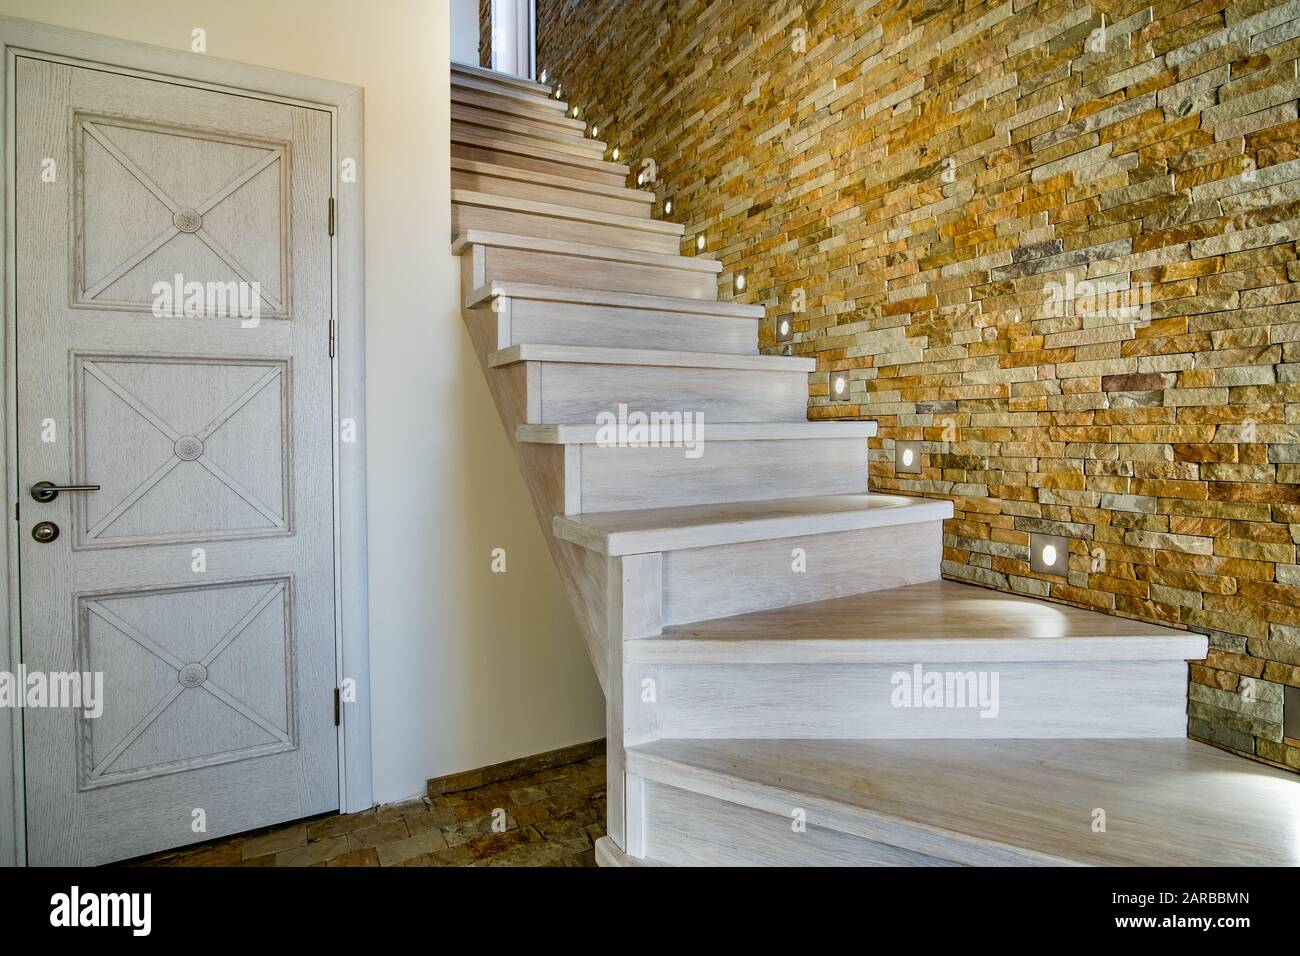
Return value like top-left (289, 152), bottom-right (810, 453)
top-left (553, 493), bottom-right (952, 556)
top-left (452, 105), bottom-right (605, 151)
top-left (451, 87), bottom-right (587, 131)
top-left (627, 579), bottom-right (1205, 663)
top-left (628, 737), bottom-right (1300, 866)
top-left (453, 160), bottom-right (655, 203)
top-left (452, 229), bottom-right (723, 273)
top-left (453, 190), bottom-right (683, 235)
top-left (451, 61), bottom-right (553, 96)
top-left (468, 281), bottom-right (759, 316)
top-left (449, 78), bottom-right (565, 113)
top-left (452, 118), bottom-right (606, 161)
top-left (490, 343), bottom-right (814, 371)
top-left (452, 128), bottom-right (627, 175)
top-left (450, 70), bottom-right (561, 110)
top-left (518, 421), bottom-right (876, 444)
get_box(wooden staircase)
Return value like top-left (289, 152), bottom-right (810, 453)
top-left (449, 61), bottom-right (1300, 867)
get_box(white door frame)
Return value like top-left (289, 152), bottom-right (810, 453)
top-left (0, 15), bottom-right (371, 866)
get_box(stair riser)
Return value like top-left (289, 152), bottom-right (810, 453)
top-left (451, 111), bottom-right (605, 158)
top-left (451, 88), bottom-right (585, 133)
top-left (575, 439), bottom-right (868, 513)
top-left (452, 140), bottom-right (628, 189)
top-left (452, 170), bottom-right (651, 218)
top-left (466, 300), bottom-right (756, 355)
top-left (662, 520), bottom-right (943, 626)
top-left (637, 780), bottom-right (952, 867)
top-left (527, 363), bottom-right (809, 424)
top-left (499, 298), bottom-right (756, 353)
top-left (625, 661), bottom-right (1191, 739)
top-left (476, 244), bottom-right (718, 300)
top-left (453, 201), bottom-right (680, 256)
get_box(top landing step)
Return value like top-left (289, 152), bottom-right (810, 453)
top-left (451, 61), bottom-right (553, 96)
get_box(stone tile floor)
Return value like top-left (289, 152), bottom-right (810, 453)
top-left (124, 754), bottom-right (607, 867)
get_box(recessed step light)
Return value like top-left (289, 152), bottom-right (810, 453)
top-left (830, 374), bottom-right (850, 401)
top-left (895, 440), bottom-right (922, 474)
top-left (1030, 533), bottom-right (1069, 576)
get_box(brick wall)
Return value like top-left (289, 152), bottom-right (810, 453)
top-left (536, 0), bottom-right (1300, 772)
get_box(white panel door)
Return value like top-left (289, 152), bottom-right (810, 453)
top-left (16, 56), bottom-right (338, 865)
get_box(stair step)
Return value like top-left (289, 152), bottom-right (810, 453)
top-left (517, 421), bottom-right (875, 444)
top-left (489, 343), bottom-right (811, 372)
top-left (455, 229), bottom-right (721, 300)
top-left (467, 280), bottom-right (761, 354)
top-left (451, 61), bottom-right (553, 96)
top-left (451, 86), bottom-right (587, 133)
top-left (554, 493), bottom-right (952, 555)
top-left (452, 104), bottom-right (602, 155)
top-left (627, 579), bottom-right (1205, 664)
top-left (620, 580), bottom-right (1198, 739)
top-left (626, 738), bottom-right (1300, 866)
top-left (453, 191), bottom-right (681, 255)
top-left (452, 129), bottom-right (628, 188)
top-left (452, 160), bottom-right (654, 218)
top-left (490, 343), bottom-right (812, 425)
top-left (452, 118), bottom-right (605, 161)
top-left (450, 69), bottom-right (563, 112)
top-left (456, 192), bottom-right (681, 238)
top-left (548, 429), bottom-right (872, 514)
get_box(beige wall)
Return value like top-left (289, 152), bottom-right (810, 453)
top-left (2, 0), bottom-right (604, 803)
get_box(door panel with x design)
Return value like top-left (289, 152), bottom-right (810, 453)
top-left (75, 355), bottom-right (290, 547)
top-left (74, 113), bottom-right (289, 316)
top-left (78, 579), bottom-right (294, 788)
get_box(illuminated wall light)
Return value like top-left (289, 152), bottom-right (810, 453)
top-left (1029, 533), bottom-right (1069, 577)
top-left (830, 374), bottom-right (850, 402)
top-left (571, 105), bottom-right (581, 118)
top-left (696, 233), bottom-right (706, 252)
top-left (776, 314), bottom-right (794, 343)
top-left (636, 170), bottom-right (646, 186)
top-left (540, 69), bottom-right (548, 83)
top-left (735, 269), bottom-right (748, 292)
top-left (612, 147), bottom-right (620, 161)
top-left (895, 440), bottom-right (923, 474)
top-left (590, 125), bottom-right (599, 138)
top-left (554, 83), bottom-right (563, 98)
top-left (664, 197), bottom-right (673, 215)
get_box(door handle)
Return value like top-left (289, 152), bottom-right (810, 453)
top-left (30, 481), bottom-right (101, 503)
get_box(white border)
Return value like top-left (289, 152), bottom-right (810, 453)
top-left (0, 15), bottom-right (371, 866)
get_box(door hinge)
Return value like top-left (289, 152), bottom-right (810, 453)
top-left (333, 687), bottom-right (341, 726)
top-left (328, 196), bottom-right (335, 237)
top-left (328, 319), bottom-right (336, 358)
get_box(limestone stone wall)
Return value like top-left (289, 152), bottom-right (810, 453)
top-left (536, 0), bottom-right (1300, 772)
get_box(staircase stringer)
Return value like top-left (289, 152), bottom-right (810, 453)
top-left (458, 257), bottom-right (610, 694)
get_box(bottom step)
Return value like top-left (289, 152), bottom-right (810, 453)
top-left (621, 738), bottom-right (1300, 866)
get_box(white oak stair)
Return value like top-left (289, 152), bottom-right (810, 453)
top-left (449, 63), bottom-right (1300, 868)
